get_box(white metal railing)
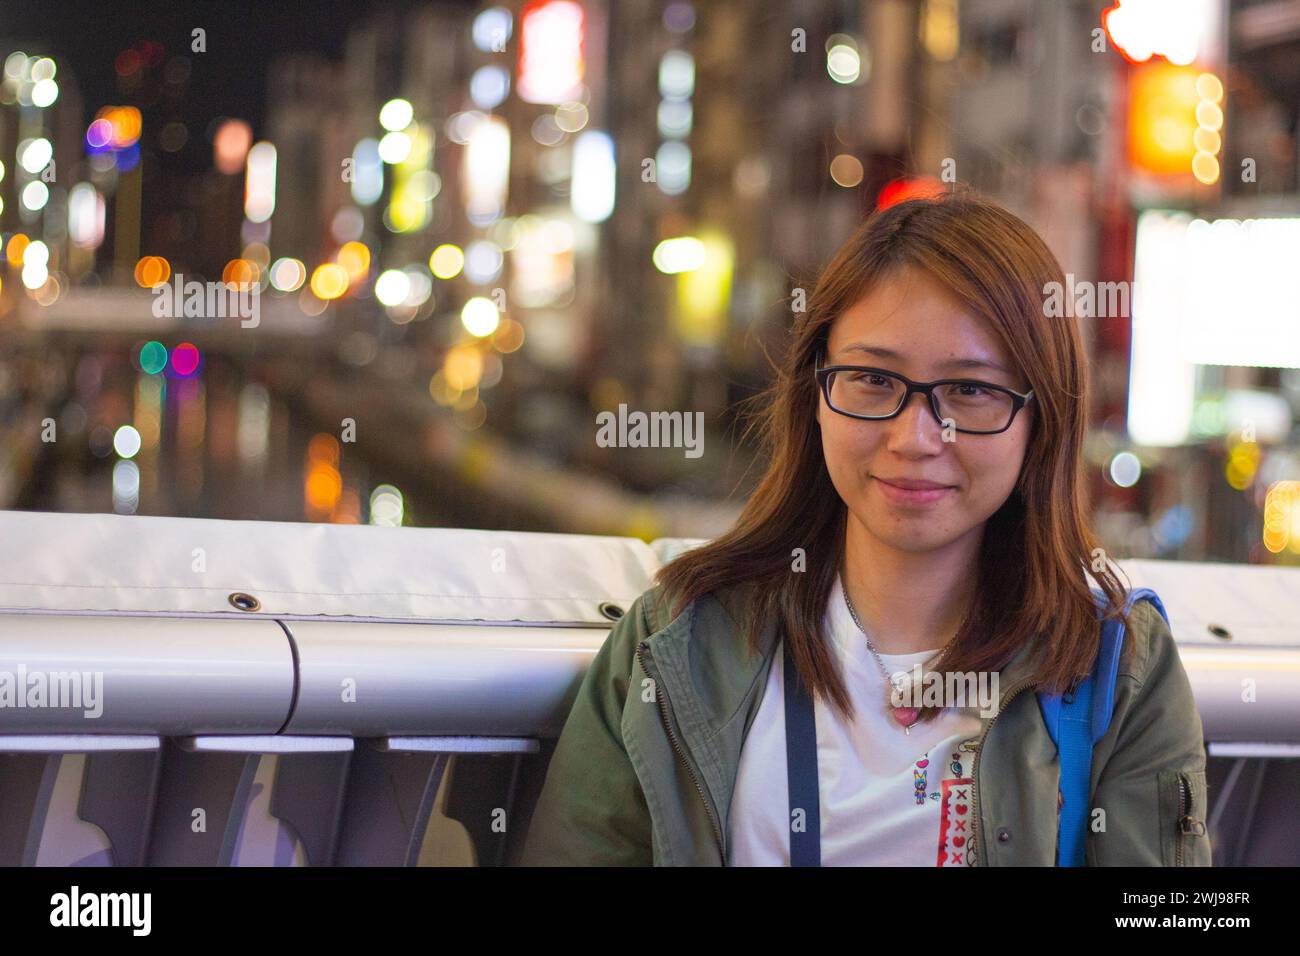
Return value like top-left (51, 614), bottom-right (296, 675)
top-left (0, 510), bottom-right (1296, 865)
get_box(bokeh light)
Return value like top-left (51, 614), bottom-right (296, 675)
top-left (378, 131), bottom-right (412, 164)
top-left (430, 244), bottom-right (465, 279)
top-left (6, 234), bottom-right (29, 268)
top-left (270, 257), bottom-right (306, 292)
top-left (336, 241), bottom-right (371, 282)
top-left (379, 98), bottom-right (414, 132)
top-left (138, 341), bottom-right (168, 375)
top-left (461, 297), bottom-right (501, 337)
top-left (133, 256), bottom-right (171, 289)
top-left (113, 425), bottom-right (143, 459)
top-left (214, 118), bottom-right (253, 174)
top-left (170, 343), bottom-right (201, 377)
top-left (369, 484), bottom-right (405, 526)
top-left (1109, 451), bottom-right (1142, 488)
top-left (374, 269), bottom-right (411, 307)
top-left (222, 258), bottom-right (259, 289)
top-left (21, 181), bottom-right (49, 210)
top-left (444, 344), bottom-right (485, 389)
top-left (19, 138), bottom-right (53, 174)
top-left (310, 263), bottom-right (350, 300)
top-left (829, 154), bottom-right (864, 187)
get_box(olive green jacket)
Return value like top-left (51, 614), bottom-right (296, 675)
top-left (519, 581), bottom-right (1212, 866)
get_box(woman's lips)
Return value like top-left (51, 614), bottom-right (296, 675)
top-left (873, 476), bottom-right (955, 505)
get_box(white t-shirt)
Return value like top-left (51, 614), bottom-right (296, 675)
top-left (728, 573), bottom-right (985, 866)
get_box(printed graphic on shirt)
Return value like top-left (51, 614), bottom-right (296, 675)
top-left (937, 776), bottom-right (974, 866)
top-left (936, 739), bottom-right (980, 866)
top-left (912, 737), bottom-right (971, 807)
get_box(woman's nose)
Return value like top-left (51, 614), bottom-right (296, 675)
top-left (887, 391), bottom-right (948, 449)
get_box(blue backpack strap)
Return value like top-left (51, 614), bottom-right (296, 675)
top-left (1038, 586), bottom-right (1171, 866)
top-left (1041, 666), bottom-right (1095, 868)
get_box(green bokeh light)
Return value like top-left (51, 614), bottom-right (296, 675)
top-left (139, 340), bottom-right (168, 375)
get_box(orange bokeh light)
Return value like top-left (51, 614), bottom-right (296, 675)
top-left (96, 106), bottom-right (143, 148)
top-left (6, 234), bottom-right (30, 268)
top-left (1128, 61), bottom-right (1200, 176)
top-left (213, 119), bottom-right (254, 175)
top-left (307, 433), bottom-right (341, 466)
top-left (305, 463), bottom-right (343, 512)
top-left (134, 255), bottom-right (171, 288)
top-left (310, 263), bottom-right (349, 300)
top-left (222, 258), bottom-right (259, 288)
top-left (336, 241), bottom-right (371, 282)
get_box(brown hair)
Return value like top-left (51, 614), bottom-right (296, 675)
top-left (652, 188), bottom-right (1134, 722)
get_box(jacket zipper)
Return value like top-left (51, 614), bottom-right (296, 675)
top-left (1175, 771), bottom-right (1206, 865)
top-left (969, 678), bottom-right (1034, 866)
top-left (1176, 774), bottom-right (1186, 866)
top-left (635, 640), bottom-right (726, 860)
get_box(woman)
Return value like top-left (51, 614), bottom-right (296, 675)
top-left (519, 191), bottom-right (1211, 866)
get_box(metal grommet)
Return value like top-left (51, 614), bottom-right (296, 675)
top-left (1207, 623), bottom-right (1232, 640)
top-left (228, 592), bottom-right (262, 612)
top-left (598, 601), bottom-right (624, 622)
top-left (996, 827), bottom-right (1012, 843)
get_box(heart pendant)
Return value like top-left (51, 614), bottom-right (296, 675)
top-left (892, 706), bottom-right (920, 730)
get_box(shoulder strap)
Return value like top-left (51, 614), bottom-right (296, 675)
top-left (783, 637), bottom-right (821, 866)
top-left (1037, 586), bottom-right (1170, 866)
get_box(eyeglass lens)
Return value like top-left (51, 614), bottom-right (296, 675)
top-left (827, 369), bottom-right (1016, 432)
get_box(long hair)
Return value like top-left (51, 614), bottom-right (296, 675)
top-left (652, 189), bottom-right (1133, 722)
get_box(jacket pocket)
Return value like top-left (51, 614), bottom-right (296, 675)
top-left (1157, 768), bottom-right (1209, 866)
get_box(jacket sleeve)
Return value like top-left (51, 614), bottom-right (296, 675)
top-left (1088, 598), bottom-right (1213, 866)
top-left (517, 589), bottom-right (659, 866)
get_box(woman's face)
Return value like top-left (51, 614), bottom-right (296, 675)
top-left (816, 264), bottom-right (1034, 556)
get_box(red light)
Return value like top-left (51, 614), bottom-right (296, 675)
top-left (1099, 4), bottom-right (1130, 61)
top-left (170, 342), bottom-right (201, 377)
top-left (876, 177), bottom-right (947, 210)
top-left (518, 1), bottom-right (586, 104)
top-left (1100, 1), bottom-right (1200, 66)
top-left (139, 41), bottom-right (165, 68)
top-left (115, 49), bottom-right (141, 77)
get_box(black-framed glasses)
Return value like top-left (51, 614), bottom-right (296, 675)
top-left (814, 351), bottom-right (1034, 435)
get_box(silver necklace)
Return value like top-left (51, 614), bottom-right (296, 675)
top-left (843, 587), bottom-right (943, 735)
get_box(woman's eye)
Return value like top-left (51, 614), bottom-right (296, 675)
top-left (956, 382), bottom-right (1003, 403)
top-left (946, 383), bottom-right (997, 401)
top-left (851, 373), bottom-right (890, 387)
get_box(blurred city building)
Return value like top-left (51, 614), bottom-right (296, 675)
top-left (0, 0), bottom-right (1297, 563)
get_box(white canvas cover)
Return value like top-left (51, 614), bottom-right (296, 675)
top-left (0, 510), bottom-right (665, 627)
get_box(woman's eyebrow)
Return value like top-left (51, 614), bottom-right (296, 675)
top-left (840, 343), bottom-right (1012, 376)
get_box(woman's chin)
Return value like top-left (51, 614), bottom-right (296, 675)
top-left (860, 518), bottom-right (953, 553)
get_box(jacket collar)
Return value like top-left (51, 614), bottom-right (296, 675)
top-left (644, 580), bottom-right (1044, 728)
top-left (640, 580), bottom-right (778, 731)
